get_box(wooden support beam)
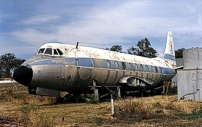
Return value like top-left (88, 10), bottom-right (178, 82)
top-left (93, 80), bottom-right (99, 101)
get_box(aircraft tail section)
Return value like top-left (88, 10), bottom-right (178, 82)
top-left (164, 31), bottom-right (175, 61)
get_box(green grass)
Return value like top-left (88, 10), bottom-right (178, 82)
top-left (187, 106), bottom-right (202, 120)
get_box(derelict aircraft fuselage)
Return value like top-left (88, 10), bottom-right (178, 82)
top-left (13, 31), bottom-right (176, 96)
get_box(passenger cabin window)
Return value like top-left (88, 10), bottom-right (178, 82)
top-left (132, 63), bottom-right (137, 71)
top-left (44, 48), bottom-right (52, 55)
top-left (139, 64), bottom-right (143, 71)
top-left (130, 63), bottom-right (133, 71)
top-left (143, 65), bottom-right (149, 72)
top-left (126, 63), bottom-right (132, 70)
top-left (118, 62), bottom-right (123, 70)
top-left (78, 58), bottom-right (93, 67)
top-left (38, 48), bottom-right (45, 54)
top-left (107, 60), bottom-right (111, 68)
top-left (114, 61), bottom-right (119, 69)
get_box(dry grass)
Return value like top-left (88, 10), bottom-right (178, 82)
top-left (115, 95), bottom-right (200, 116)
top-left (114, 96), bottom-right (202, 126)
top-left (1, 86), bottom-right (202, 126)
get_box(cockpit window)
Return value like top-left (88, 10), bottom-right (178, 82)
top-left (44, 48), bottom-right (52, 55)
top-left (54, 49), bottom-right (58, 55)
top-left (37, 47), bottom-right (63, 56)
top-left (57, 49), bottom-right (63, 55)
top-left (38, 48), bottom-right (45, 54)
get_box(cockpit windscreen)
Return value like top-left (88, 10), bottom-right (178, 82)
top-left (44, 48), bottom-right (52, 55)
top-left (37, 48), bottom-right (63, 56)
top-left (38, 48), bottom-right (45, 54)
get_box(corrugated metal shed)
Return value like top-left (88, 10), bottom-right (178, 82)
top-left (178, 48), bottom-right (202, 101)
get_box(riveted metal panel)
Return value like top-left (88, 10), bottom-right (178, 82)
top-left (107, 70), bottom-right (116, 84)
top-left (124, 71), bottom-right (131, 76)
top-left (178, 70), bottom-right (202, 101)
top-left (148, 73), bottom-right (152, 79)
top-left (131, 71), bottom-right (136, 76)
top-left (184, 48), bottom-right (202, 69)
top-left (93, 69), bottom-right (108, 83)
top-left (116, 71), bottom-right (124, 82)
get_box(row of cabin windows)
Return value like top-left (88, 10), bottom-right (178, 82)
top-left (100, 59), bottom-right (161, 73)
top-left (52, 58), bottom-right (174, 74)
top-left (77, 58), bottom-right (163, 73)
top-left (38, 48), bottom-right (63, 56)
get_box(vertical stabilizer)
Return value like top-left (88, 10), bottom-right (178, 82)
top-left (164, 31), bottom-right (175, 60)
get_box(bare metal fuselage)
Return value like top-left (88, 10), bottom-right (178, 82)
top-left (17, 47), bottom-right (175, 94)
top-left (13, 31), bottom-right (176, 96)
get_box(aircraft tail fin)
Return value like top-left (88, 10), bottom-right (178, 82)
top-left (164, 31), bottom-right (175, 61)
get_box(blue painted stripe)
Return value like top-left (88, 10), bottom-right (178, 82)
top-left (31, 58), bottom-right (76, 66)
top-left (78, 58), bottom-right (92, 67)
top-left (30, 57), bottom-right (175, 75)
top-left (31, 60), bottom-right (59, 66)
top-left (164, 54), bottom-right (176, 60)
top-left (162, 68), bottom-right (169, 74)
top-left (162, 68), bottom-right (176, 75)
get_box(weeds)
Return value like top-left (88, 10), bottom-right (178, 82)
top-left (187, 106), bottom-right (202, 120)
top-left (19, 104), bottom-right (40, 113)
top-left (114, 98), bottom-right (166, 121)
top-left (30, 113), bottom-right (55, 127)
top-left (114, 96), bottom-right (202, 122)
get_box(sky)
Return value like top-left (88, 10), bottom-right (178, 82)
top-left (0, 0), bottom-right (202, 59)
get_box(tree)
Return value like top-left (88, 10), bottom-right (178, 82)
top-left (109, 45), bottom-right (122, 52)
top-left (128, 38), bottom-right (157, 58)
top-left (0, 53), bottom-right (25, 78)
top-left (0, 63), bottom-right (2, 79)
top-left (175, 48), bottom-right (185, 58)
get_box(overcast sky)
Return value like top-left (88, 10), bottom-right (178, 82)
top-left (0, 0), bottom-right (202, 59)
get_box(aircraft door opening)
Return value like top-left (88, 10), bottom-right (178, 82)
top-left (77, 58), bottom-right (93, 79)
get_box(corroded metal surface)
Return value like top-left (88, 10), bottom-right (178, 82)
top-left (183, 48), bottom-right (202, 69)
top-left (13, 31), bottom-right (176, 95)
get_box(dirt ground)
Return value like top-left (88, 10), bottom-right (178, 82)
top-left (1, 91), bottom-right (202, 127)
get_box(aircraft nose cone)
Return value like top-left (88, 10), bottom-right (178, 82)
top-left (13, 65), bottom-right (33, 86)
